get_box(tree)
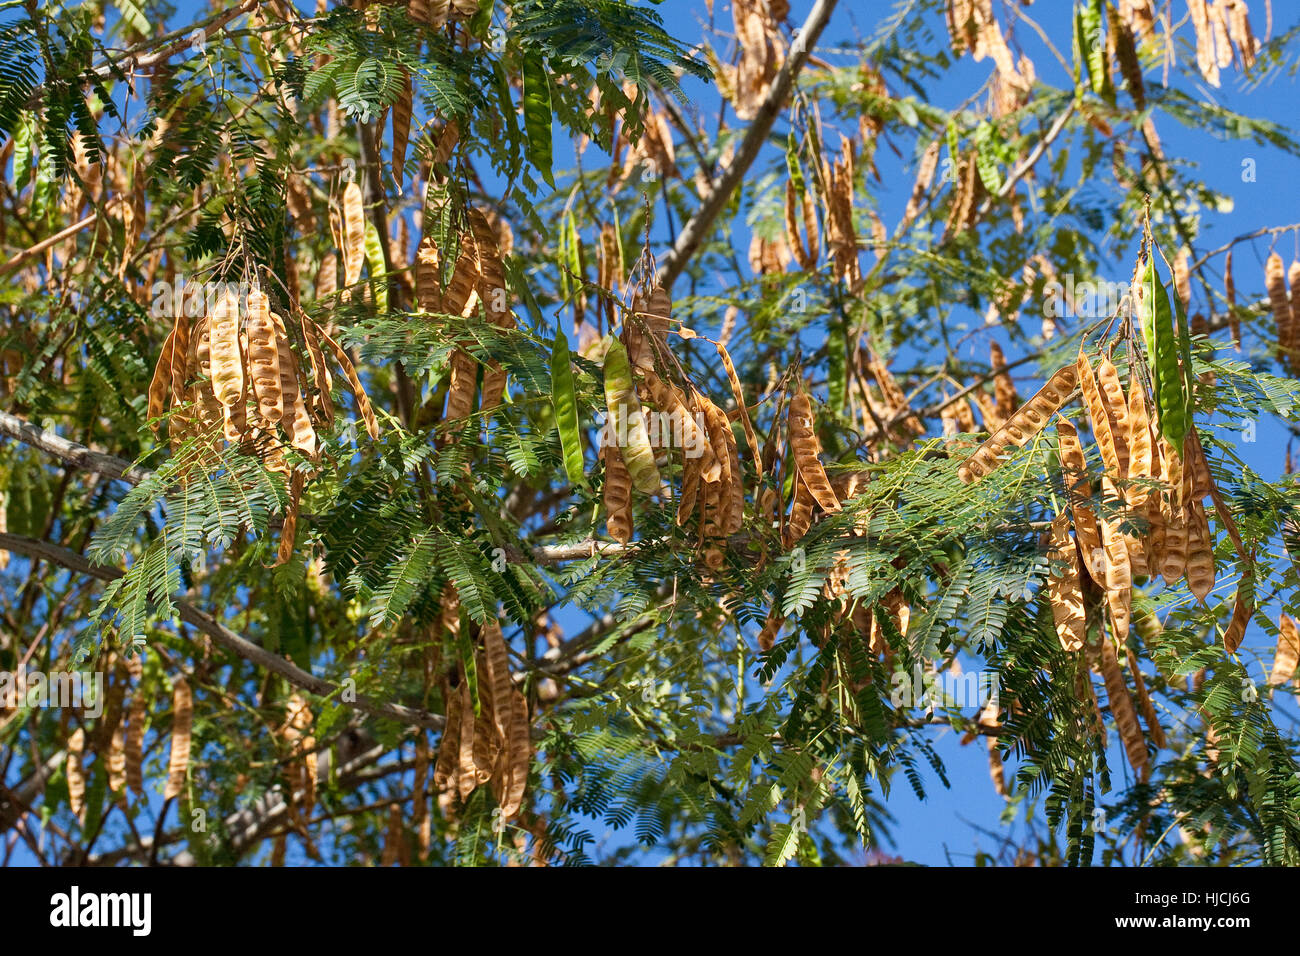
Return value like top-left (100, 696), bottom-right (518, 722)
top-left (0, 0), bottom-right (1298, 867)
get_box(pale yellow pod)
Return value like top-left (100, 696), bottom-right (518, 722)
top-left (1271, 613), bottom-right (1300, 686)
top-left (787, 390), bottom-right (841, 513)
top-left (1077, 351), bottom-right (1121, 476)
top-left (455, 678), bottom-right (479, 803)
top-left (341, 180), bottom-right (365, 288)
top-left (164, 676), bottom-right (192, 801)
top-left (209, 285), bottom-right (244, 409)
top-left (1159, 504), bottom-right (1188, 584)
top-left (107, 722), bottom-right (127, 794)
top-left (1047, 513), bottom-right (1086, 652)
top-left (246, 291), bottom-right (284, 425)
top-left (67, 727), bottom-right (86, 819)
top-left (1055, 420), bottom-right (1103, 575)
top-left (1266, 252), bottom-right (1292, 364)
top-left (275, 326), bottom-right (318, 460)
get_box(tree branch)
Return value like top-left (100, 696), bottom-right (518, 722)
top-left (0, 532), bottom-right (445, 731)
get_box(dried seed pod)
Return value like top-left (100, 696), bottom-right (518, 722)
top-left (456, 678), bottom-right (478, 803)
top-left (1184, 500), bottom-right (1216, 602)
top-left (784, 179), bottom-right (813, 269)
top-left (901, 139), bottom-right (941, 231)
top-left (433, 677), bottom-right (462, 794)
top-left (704, 401), bottom-right (744, 535)
top-left (643, 371), bottom-right (719, 481)
top-left (164, 676), bottom-right (192, 801)
top-left (1126, 644), bottom-right (1166, 750)
top-left (67, 727), bottom-right (86, 819)
top-left (209, 285), bottom-right (243, 409)
top-left (1098, 636), bottom-right (1149, 777)
top-left (758, 607), bottom-right (784, 651)
top-left (125, 683), bottom-right (146, 796)
top-left (1271, 613), bottom-right (1300, 686)
top-left (1126, 376), bottom-right (1153, 508)
top-left (1222, 587), bottom-right (1251, 654)
top-left (1159, 504), bottom-right (1188, 585)
top-left (499, 686), bottom-right (530, 819)
top-left (677, 452), bottom-right (701, 527)
top-left (1101, 516), bottom-right (1132, 640)
top-left (1224, 248), bottom-right (1241, 350)
top-left (1182, 428), bottom-right (1213, 503)
top-left (107, 722), bottom-right (127, 794)
top-left (341, 180), bottom-right (366, 288)
top-left (1077, 351), bottom-right (1122, 476)
top-left (990, 341), bottom-right (1019, 420)
top-left (147, 326), bottom-right (178, 429)
top-left (1224, 0), bottom-right (1259, 69)
top-left (783, 470), bottom-right (816, 550)
top-left (1188, 0), bottom-right (1220, 86)
top-left (1056, 420), bottom-right (1103, 574)
top-left (787, 390), bottom-right (841, 513)
top-left (1173, 247), bottom-right (1191, 312)
top-left (1266, 252), bottom-right (1292, 364)
top-left (246, 291), bottom-right (284, 425)
top-left (957, 364), bottom-right (1078, 483)
top-left (276, 323), bottom-right (318, 459)
top-left (1047, 514), bottom-right (1086, 652)
top-left (987, 737), bottom-right (1007, 797)
top-left (318, 326), bottom-right (379, 440)
top-left (276, 470), bottom-right (304, 566)
top-left (714, 339), bottom-right (762, 478)
top-left (1095, 357), bottom-right (1131, 477)
top-left (603, 445), bottom-right (633, 544)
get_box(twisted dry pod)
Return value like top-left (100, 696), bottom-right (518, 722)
top-left (275, 315), bottom-right (319, 459)
top-left (1126, 644), bottom-right (1166, 750)
top-left (67, 728), bottom-right (86, 819)
top-left (783, 470), bottom-right (816, 550)
top-left (787, 390), bottom-right (841, 512)
top-left (1222, 587), bottom-right (1251, 654)
top-left (643, 370), bottom-right (720, 482)
top-left (958, 363), bottom-right (1078, 484)
top-left (990, 341), bottom-right (1019, 421)
top-left (1047, 513), bottom-right (1086, 652)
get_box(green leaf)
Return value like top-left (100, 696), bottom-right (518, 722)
top-left (551, 328), bottom-right (586, 487)
top-left (521, 51), bottom-right (555, 188)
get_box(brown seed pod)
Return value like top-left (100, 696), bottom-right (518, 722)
top-left (455, 679), bottom-right (479, 803)
top-left (1188, 0), bottom-right (1220, 87)
top-left (1126, 376), bottom-right (1153, 508)
top-left (713, 339), bottom-right (762, 478)
top-left (246, 291), bottom-right (284, 425)
top-left (1182, 428), bottom-right (1213, 503)
top-left (1101, 515), bottom-right (1132, 640)
top-left (1184, 500), bottom-right (1216, 603)
top-left (1126, 644), bottom-right (1166, 750)
top-left (209, 285), bottom-right (243, 409)
top-left (784, 179), bottom-right (813, 269)
top-left (758, 607), bottom-right (784, 652)
top-left (702, 399), bottom-right (744, 535)
top-left (276, 470), bottom-right (304, 567)
top-left (787, 390), bottom-right (841, 513)
top-left (1224, 0), bottom-right (1259, 69)
top-left (1098, 635), bottom-right (1149, 777)
top-left (1047, 514), bottom-right (1086, 652)
top-left (433, 676), bottom-right (462, 794)
top-left (990, 341), bottom-right (1019, 421)
top-left (1077, 351), bottom-right (1122, 476)
top-left (1056, 420), bottom-right (1104, 576)
top-left (1271, 613), bottom-right (1300, 686)
top-left (643, 371), bottom-right (719, 481)
top-left (147, 326), bottom-right (178, 430)
top-left (603, 444), bottom-right (633, 544)
top-left (276, 322), bottom-right (318, 460)
top-left (341, 180), bottom-right (366, 289)
top-left (957, 363), bottom-right (1078, 483)
top-left (1095, 357), bottom-right (1131, 477)
top-left (1265, 252), bottom-right (1292, 364)
top-left (1159, 505), bottom-right (1188, 585)
top-left (1222, 587), bottom-right (1251, 654)
top-left (164, 676), bottom-right (192, 801)
top-left (783, 470), bottom-right (816, 550)
top-left (987, 736), bottom-right (1007, 798)
top-left (901, 139), bottom-right (941, 232)
top-left (1224, 248), bottom-right (1241, 350)
top-left (125, 682), bottom-right (146, 796)
top-left (499, 686), bottom-right (531, 819)
top-left (318, 326), bottom-right (379, 440)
